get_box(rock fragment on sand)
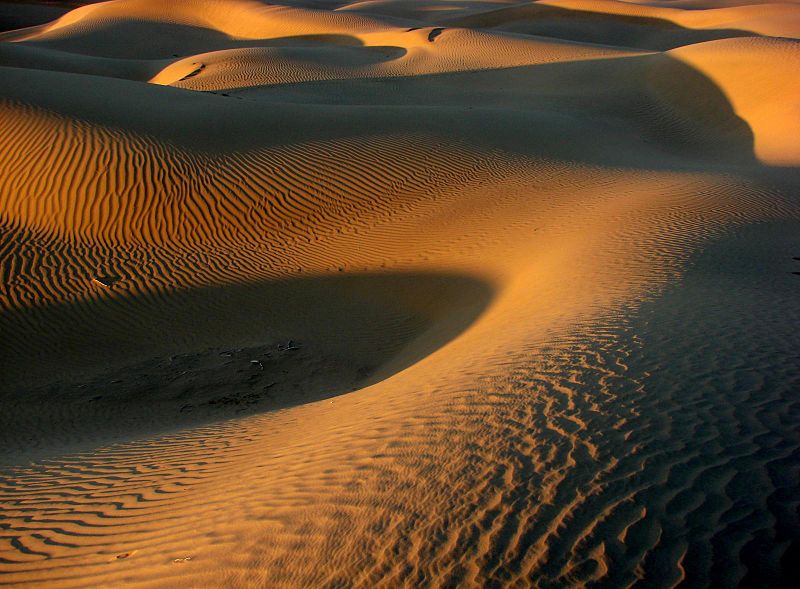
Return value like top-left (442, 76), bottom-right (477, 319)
top-left (113, 550), bottom-right (136, 560)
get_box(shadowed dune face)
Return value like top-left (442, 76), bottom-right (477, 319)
top-left (0, 53), bottom-right (760, 187)
top-left (670, 37), bottom-right (800, 166)
top-left (1, 0), bottom-right (800, 587)
top-left (23, 20), bottom-right (276, 58)
top-left (15, 21), bottom-right (405, 59)
top-left (184, 52), bottom-right (758, 167)
top-left (0, 271), bottom-right (493, 458)
top-left (444, 3), bottom-right (759, 50)
top-left (0, 2), bottom-right (72, 33)
top-left (150, 42), bottom-right (408, 87)
top-left (0, 1), bottom-right (776, 168)
top-left (1, 271), bottom-right (494, 387)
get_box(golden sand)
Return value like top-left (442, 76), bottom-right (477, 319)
top-left (1, 0), bottom-right (799, 587)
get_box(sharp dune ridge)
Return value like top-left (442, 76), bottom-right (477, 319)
top-left (0, 0), bottom-right (799, 587)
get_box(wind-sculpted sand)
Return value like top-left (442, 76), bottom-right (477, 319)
top-left (1, 0), bottom-right (799, 587)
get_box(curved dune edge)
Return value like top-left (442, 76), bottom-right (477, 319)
top-left (0, 270), bottom-right (495, 458)
top-left (536, 0), bottom-right (800, 38)
top-left (5, 0), bottom-right (389, 45)
top-left (1, 0), bottom-right (799, 587)
top-left (670, 37), bottom-right (800, 167)
top-left (145, 31), bottom-right (634, 91)
top-left (2, 170), bottom-right (797, 587)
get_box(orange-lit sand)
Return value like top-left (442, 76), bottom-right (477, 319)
top-left (1, 1), bottom-right (799, 587)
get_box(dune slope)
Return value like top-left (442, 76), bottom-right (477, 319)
top-left (1, 0), bottom-right (799, 587)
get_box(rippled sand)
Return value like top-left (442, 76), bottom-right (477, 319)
top-left (1, 0), bottom-right (799, 587)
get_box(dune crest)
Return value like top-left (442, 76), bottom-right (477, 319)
top-left (671, 37), bottom-right (800, 166)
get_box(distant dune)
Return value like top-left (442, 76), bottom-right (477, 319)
top-left (1, 1), bottom-right (799, 587)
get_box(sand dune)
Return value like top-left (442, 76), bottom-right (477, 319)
top-left (1, 0), bottom-right (799, 587)
top-left (670, 37), bottom-right (800, 166)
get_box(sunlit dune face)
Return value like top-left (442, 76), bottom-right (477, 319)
top-left (671, 38), bottom-right (800, 166)
top-left (1, 0), bottom-right (799, 588)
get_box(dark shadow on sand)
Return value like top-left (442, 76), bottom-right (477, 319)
top-left (0, 271), bottom-right (493, 459)
top-left (220, 52), bottom-right (760, 171)
top-left (0, 5), bottom-right (772, 173)
top-left (443, 2), bottom-right (760, 51)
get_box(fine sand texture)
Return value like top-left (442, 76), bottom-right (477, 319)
top-left (1, 0), bottom-right (799, 587)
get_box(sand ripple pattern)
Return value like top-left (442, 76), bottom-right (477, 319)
top-left (2, 289), bottom-right (798, 587)
top-left (1, 0), bottom-right (800, 587)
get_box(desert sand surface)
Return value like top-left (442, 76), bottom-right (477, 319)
top-left (1, 0), bottom-right (799, 587)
